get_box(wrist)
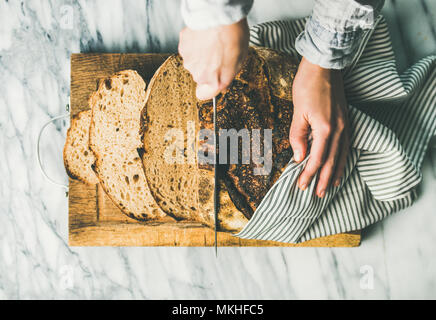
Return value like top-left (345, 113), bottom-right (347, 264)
top-left (300, 56), bottom-right (336, 77)
top-left (217, 18), bottom-right (249, 41)
top-left (297, 57), bottom-right (344, 90)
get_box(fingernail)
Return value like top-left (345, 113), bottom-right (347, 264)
top-left (318, 190), bottom-right (326, 198)
top-left (294, 150), bottom-right (301, 162)
top-left (334, 179), bottom-right (341, 187)
top-left (299, 182), bottom-right (307, 190)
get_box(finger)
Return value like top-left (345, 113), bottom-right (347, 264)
top-left (192, 67), bottom-right (219, 87)
top-left (316, 120), bottom-right (344, 197)
top-left (217, 66), bottom-right (238, 92)
top-left (194, 67), bottom-right (220, 100)
top-left (332, 128), bottom-right (350, 187)
top-left (331, 76), bottom-right (349, 188)
top-left (196, 83), bottom-right (221, 100)
top-left (289, 114), bottom-right (310, 163)
top-left (218, 48), bottom-right (246, 91)
top-left (298, 123), bottom-right (331, 190)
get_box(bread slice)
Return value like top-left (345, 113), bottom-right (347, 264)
top-left (63, 110), bottom-right (99, 185)
top-left (89, 70), bottom-right (170, 222)
top-left (140, 55), bottom-right (215, 227)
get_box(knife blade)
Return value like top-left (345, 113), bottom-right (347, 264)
top-left (213, 96), bottom-right (218, 257)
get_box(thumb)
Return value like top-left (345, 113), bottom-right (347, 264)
top-left (289, 115), bottom-right (309, 162)
top-left (196, 83), bottom-right (220, 101)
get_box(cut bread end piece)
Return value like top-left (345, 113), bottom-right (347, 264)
top-left (63, 110), bottom-right (99, 185)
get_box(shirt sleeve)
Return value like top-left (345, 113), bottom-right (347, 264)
top-left (295, 0), bottom-right (385, 69)
top-left (181, 0), bottom-right (254, 30)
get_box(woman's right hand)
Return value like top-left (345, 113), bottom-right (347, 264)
top-left (178, 18), bottom-right (249, 100)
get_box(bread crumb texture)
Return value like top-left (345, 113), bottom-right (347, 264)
top-left (89, 70), bottom-right (169, 222)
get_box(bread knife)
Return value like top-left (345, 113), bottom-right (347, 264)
top-left (213, 96), bottom-right (218, 257)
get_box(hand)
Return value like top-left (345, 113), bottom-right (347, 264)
top-left (290, 57), bottom-right (350, 198)
top-left (178, 18), bottom-right (249, 100)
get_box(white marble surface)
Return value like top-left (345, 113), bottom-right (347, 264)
top-left (0, 0), bottom-right (435, 300)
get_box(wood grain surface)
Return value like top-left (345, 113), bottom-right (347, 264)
top-left (69, 53), bottom-right (361, 247)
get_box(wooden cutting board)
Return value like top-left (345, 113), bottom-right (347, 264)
top-left (69, 53), bottom-right (361, 247)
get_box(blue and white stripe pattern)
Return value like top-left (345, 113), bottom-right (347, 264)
top-left (235, 16), bottom-right (436, 243)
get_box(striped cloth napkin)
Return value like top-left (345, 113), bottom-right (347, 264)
top-left (235, 16), bottom-right (436, 243)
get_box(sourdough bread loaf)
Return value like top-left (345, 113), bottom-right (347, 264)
top-left (141, 47), bottom-right (298, 230)
top-left (63, 110), bottom-right (99, 185)
top-left (198, 47), bottom-right (298, 219)
top-left (89, 70), bottom-right (170, 222)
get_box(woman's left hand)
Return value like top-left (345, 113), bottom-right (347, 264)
top-left (290, 57), bottom-right (350, 198)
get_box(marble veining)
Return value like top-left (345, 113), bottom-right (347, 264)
top-left (0, 0), bottom-right (435, 299)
